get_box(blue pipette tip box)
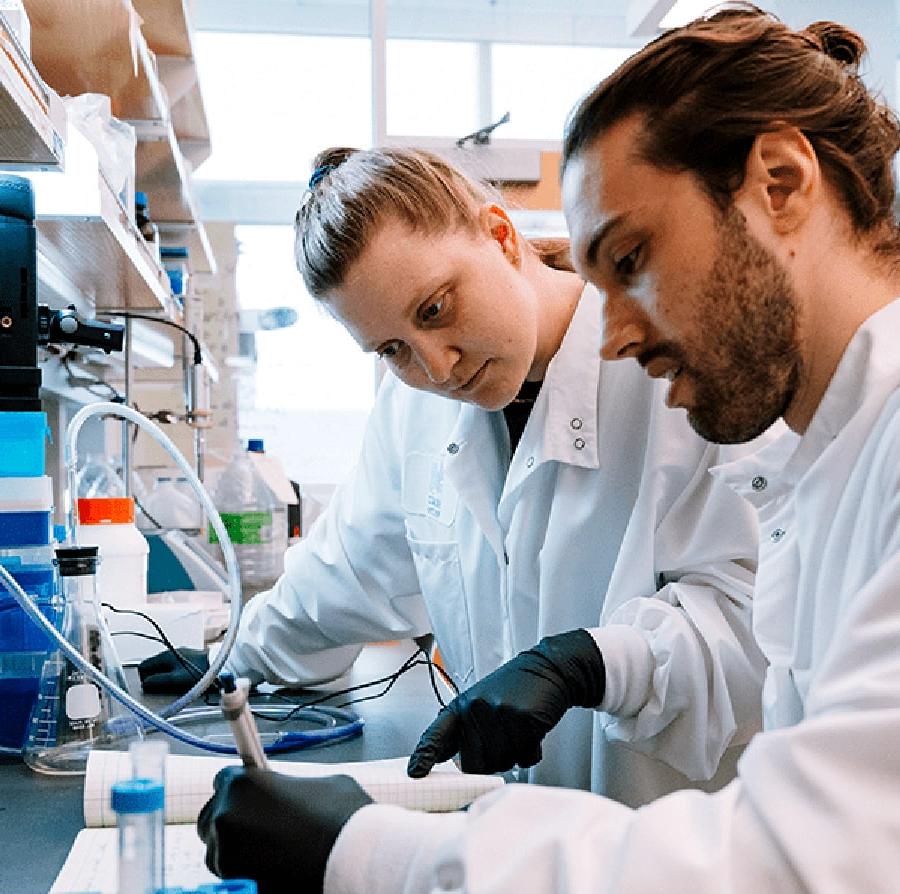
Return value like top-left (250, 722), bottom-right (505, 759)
top-left (0, 412), bottom-right (49, 478)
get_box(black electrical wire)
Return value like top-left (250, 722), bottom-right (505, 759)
top-left (96, 310), bottom-right (203, 366)
top-left (102, 602), bottom-right (215, 686)
top-left (131, 493), bottom-right (165, 531)
top-left (106, 604), bottom-right (460, 719)
top-left (62, 351), bottom-right (125, 402)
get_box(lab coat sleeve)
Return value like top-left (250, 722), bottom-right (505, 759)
top-left (326, 549), bottom-right (900, 894)
top-left (594, 436), bottom-right (768, 780)
top-left (223, 378), bottom-right (432, 686)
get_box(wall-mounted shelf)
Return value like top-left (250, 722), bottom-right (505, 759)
top-left (134, 121), bottom-right (215, 274)
top-left (0, 12), bottom-right (64, 169)
top-left (25, 126), bottom-right (176, 317)
top-left (137, 0), bottom-right (211, 158)
top-left (24, 0), bottom-right (215, 273)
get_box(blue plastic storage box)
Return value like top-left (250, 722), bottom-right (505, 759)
top-left (0, 563), bottom-right (61, 753)
top-left (0, 564), bottom-right (59, 652)
top-left (0, 412), bottom-right (49, 477)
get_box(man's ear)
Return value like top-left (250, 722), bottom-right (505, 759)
top-left (738, 124), bottom-right (820, 235)
top-left (480, 203), bottom-right (520, 265)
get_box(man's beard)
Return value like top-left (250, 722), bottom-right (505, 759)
top-left (681, 207), bottom-right (802, 444)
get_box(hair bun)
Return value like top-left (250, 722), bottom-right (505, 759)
top-left (805, 21), bottom-right (865, 69)
top-left (311, 146), bottom-right (357, 174)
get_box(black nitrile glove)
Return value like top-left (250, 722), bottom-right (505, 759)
top-left (137, 647), bottom-right (210, 694)
top-left (197, 767), bottom-right (374, 894)
top-left (408, 628), bottom-right (605, 777)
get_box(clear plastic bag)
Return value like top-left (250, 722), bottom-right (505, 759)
top-left (62, 93), bottom-right (137, 220)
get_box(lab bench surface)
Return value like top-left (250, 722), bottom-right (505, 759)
top-left (0, 641), bottom-right (444, 894)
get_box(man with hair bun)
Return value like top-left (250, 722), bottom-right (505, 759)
top-left (196, 6), bottom-right (900, 892)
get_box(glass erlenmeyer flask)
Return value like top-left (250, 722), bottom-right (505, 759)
top-left (23, 546), bottom-right (142, 775)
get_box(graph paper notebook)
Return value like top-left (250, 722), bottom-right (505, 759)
top-left (51, 750), bottom-right (504, 893)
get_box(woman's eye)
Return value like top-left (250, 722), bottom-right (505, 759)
top-left (420, 298), bottom-right (444, 322)
top-left (615, 246), bottom-right (641, 278)
top-left (378, 340), bottom-right (403, 359)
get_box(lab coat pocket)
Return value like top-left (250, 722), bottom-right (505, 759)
top-left (405, 523), bottom-right (475, 687)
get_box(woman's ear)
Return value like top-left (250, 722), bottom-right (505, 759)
top-left (737, 124), bottom-right (820, 236)
top-left (481, 203), bottom-right (520, 265)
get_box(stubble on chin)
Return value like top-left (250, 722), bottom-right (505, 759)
top-left (683, 208), bottom-right (802, 444)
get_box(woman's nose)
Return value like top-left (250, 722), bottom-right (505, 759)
top-left (415, 341), bottom-right (459, 385)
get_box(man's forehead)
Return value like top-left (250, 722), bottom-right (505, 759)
top-left (561, 137), bottom-right (629, 263)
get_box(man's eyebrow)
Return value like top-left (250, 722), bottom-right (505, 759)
top-left (584, 213), bottom-right (628, 268)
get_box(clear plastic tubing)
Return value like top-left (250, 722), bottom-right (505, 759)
top-left (0, 402), bottom-right (363, 753)
top-left (111, 778), bottom-right (165, 894)
top-left (64, 402), bottom-right (240, 717)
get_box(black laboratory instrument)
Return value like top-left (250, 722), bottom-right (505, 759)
top-left (0, 173), bottom-right (125, 411)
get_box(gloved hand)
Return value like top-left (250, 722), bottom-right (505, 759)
top-left (197, 767), bottom-right (374, 894)
top-left (408, 628), bottom-right (605, 777)
top-left (137, 647), bottom-right (211, 694)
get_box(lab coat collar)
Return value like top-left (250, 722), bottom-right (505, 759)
top-left (526, 282), bottom-right (603, 471)
top-left (714, 298), bottom-right (900, 503)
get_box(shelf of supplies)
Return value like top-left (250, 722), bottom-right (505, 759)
top-left (157, 221), bottom-right (216, 277)
top-left (0, 13), bottom-right (63, 168)
top-left (135, 122), bottom-right (216, 274)
top-left (26, 0), bottom-right (213, 268)
top-left (25, 0), bottom-right (158, 117)
top-left (24, 126), bottom-right (176, 316)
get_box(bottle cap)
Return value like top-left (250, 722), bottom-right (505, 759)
top-left (77, 497), bottom-right (136, 525)
top-left (247, 439), bottom-right (265, 453)
top-left (160, 245), bottom-right (189, 259)
top-left (54, 545), bottom-right (100, 577)
top-left (110, 778), bottom-right (164, 814)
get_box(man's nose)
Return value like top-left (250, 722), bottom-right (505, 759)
top-left (600, 296), bottom-right (647, 362)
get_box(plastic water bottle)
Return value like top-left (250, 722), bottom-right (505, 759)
top-left (211, 441), bottom-right (287, 596)
top-left (138, 476), bottom-right (202, 533)
top-left (75, 453), bottom-right (125, 499)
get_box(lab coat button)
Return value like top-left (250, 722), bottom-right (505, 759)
top-left (447, 442), bottom-right (459, 455)
top-left (570, 417), bottom-right (583, 430)
top-left (434, 859), bottom-right (466, 891)
top-left (770, 527), bottom-right (786, 543)
top-left (526, 456), bottom-right (535, 468)
top-left (752, 475), bottom-right (767, 491)
top-left (574, 437), bottom-right (586, 450)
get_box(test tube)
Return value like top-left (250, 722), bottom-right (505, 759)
top-left (111, 778), bottom-right (165, 894)
top-left (130, 738), bottom-right (169, 784)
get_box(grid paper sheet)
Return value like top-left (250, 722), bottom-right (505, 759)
top-left (83, 749), bottom-right (504, 827)
top-left (50, 824), bottom-right (217, 894)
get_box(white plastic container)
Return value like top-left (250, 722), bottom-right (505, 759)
top-left (211, 441), bottom-right (287, 596)
top-left (75, 497), bottom-right (148, 608)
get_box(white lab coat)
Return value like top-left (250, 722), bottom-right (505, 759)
top-left (325, 299), bottom-right (900, 894)
top-left (223, 284), bottom-right (766, 799)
